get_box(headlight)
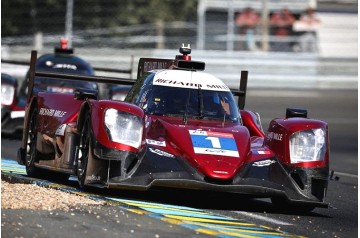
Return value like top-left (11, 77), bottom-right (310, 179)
top-left (289, 128), bottom-right (326, 163)
top-left (104, 108), bottom-right (143, 149)
top-left (1, 84), bottom-right (15, 106)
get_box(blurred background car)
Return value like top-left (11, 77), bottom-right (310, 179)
top-left (1, 73), bottom-right (26, 136)
top-left (1, 38), bottom-right (98, 136)
top-left (21, 38), bottom-right (98, 96)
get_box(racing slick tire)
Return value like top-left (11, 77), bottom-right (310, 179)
top-left (25, 106), bottom-right (45, 178)
top-left (271, 197), bottom-right (316, 214)
top-left (77, 113), bottom-right (92, 189)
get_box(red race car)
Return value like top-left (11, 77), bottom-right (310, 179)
top-left (17, 45), bottom-right (329, 212)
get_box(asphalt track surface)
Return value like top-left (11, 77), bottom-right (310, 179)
top-left (1, 89), bottom-right (357, 238)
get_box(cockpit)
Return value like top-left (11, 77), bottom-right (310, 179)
top-left (136, 84), bottom-right (240, 123)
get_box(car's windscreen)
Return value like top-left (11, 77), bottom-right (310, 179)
top-left (137, 85), bottom-right (240, 123)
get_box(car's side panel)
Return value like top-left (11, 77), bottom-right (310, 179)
top-left (265, 118), bottom-right (329, 168)
top-left (31, 92), bottom-right (83, 163)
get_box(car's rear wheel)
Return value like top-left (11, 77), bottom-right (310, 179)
top-left (77, 114), bottom-right (91, 188)
top-left (25, 107), bottom-right (44, 178)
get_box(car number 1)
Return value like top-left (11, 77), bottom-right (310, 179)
top-left (189, 130), bottom-right (239, 157)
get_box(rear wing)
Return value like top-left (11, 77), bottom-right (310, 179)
top-left (233, 70), bottom-right (248, 110)
top-left (2, 58), bottom-right (132, 76)
top-left (136, 57), bottom-right (206, 79)
top-left (27, 50), bottom-right (248, 109)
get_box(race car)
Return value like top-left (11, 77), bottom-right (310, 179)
top-left (28, 38), bottom-right (97, 94)
top-left (17, 45), bottom-right (330, 212)
top-left (1, 38), bottom-right (97, 135)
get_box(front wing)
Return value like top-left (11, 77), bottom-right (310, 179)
top-left (86, 142), bottom-right (329, 208)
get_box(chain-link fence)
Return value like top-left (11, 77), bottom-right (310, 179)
top-left (2, 0), bottom-right (199, 50)
top-left (2, 0), bottom-right (358, 55)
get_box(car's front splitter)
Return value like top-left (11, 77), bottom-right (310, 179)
top-left (89, 145), bottom-right (329, 208)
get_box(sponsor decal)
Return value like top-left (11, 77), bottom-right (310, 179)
top-left (86, 174), bottom-right (101, 181)
top-left (53, 63), bottom-right (77, 70)
top-left (256, 150), bottom-right (271, 155)
top-left (47, 86), bottom-right (74, 93)
top-left (154, 78), bottom-right (202, 88)
top-left (206, 84), bottom-right (229, 90)
top-left (267, 132), bottom-right (283, 141)
top-left (252, 159), bottom-right (276, 167)
top-left (143, 61), bottom-right (172, 72)
top-left (153, 78), bottom-right (229, 91)
top-left (189, 130), bottom-right (239, 157)
top-left (149, 148), bottom-right (175, 158)
top-left (146, 139), bottom-right (166, 147)
top-left (39, 108), bottom-right (67, 118)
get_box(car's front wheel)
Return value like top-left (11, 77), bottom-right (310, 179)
top-left (77, 114), bottom-right (91, 188)
top-left (25, 106), bottom-right (44, 178)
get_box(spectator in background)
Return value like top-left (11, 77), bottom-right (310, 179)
top-left (235, 8), bottom-right (260, 51)
top-left (269, 8), bottom-right (296, 51)
top-left (293, 7), bottom-right (321, 52)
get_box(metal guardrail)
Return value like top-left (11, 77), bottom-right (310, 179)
top-left (2, 48), bottom-right (357, 90)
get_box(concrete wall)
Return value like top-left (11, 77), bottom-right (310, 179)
top-left (317, 12), bottom-right (358, 58)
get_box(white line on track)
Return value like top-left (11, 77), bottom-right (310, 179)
top-left (334, 171), bottom-right (358, 179)
top-left (233, 211), bottom-right (293, 226)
